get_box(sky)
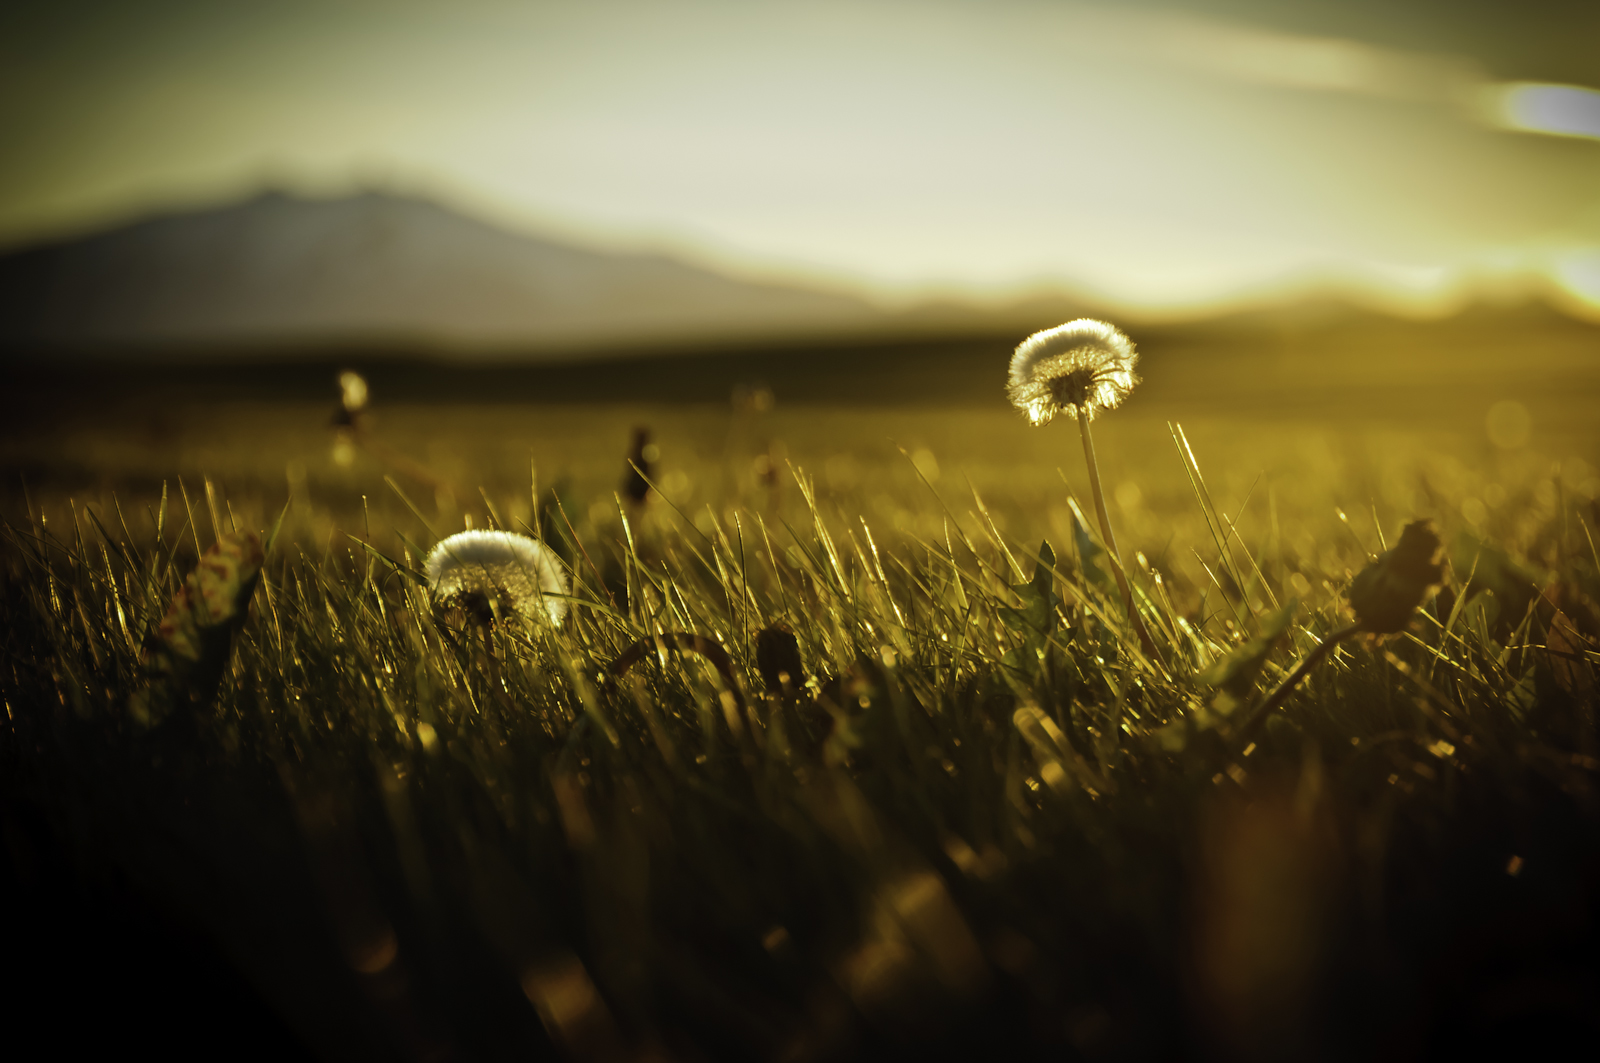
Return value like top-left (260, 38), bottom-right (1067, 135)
top-left (2, 0), bottom-right (1598, 316)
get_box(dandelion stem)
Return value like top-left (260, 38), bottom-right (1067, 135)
top-left (1077, 407), bottom-right (1156, 658)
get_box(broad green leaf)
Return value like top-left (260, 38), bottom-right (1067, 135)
top-left (1066, 498), bottom-right (1114, 594)
top-left (1197, 599), bottom-right (1298, 716)
top-left (1000, 540), bottom-right (1062, 675)
top-left (1000, 541), bottom-right (1059, 639)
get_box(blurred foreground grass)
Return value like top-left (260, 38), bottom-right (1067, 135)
top-left (3, 323), bottom-right (1600, 1060)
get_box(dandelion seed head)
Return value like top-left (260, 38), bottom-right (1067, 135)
top-left (339, 371), bottom-right (369, 413)
top-left (425, 530), bottom-right (568, 627)
top-left (1008, 319), bottom-right (1140, 425)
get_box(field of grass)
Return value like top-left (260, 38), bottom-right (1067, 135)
top-left (3, 317), bottom-right (1599, 1060)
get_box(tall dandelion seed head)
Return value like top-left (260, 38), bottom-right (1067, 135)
top-left (1008, 318), bottom-right (1140, 425)
top-left (425, 530), bottom-right (568, 627)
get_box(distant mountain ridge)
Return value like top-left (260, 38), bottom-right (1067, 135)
top-left (4, 190), bottom-right (1591, 361)
top-left (0, 191), bottom-right (886, 354)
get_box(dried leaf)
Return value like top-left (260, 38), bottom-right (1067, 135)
top-left (130, 531), bottom-right (263, 726)
top-left (1349, 520), bottom-right (1444, 634)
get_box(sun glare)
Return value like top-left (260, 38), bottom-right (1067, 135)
top-left (1484, 82), bottom-right (1600, 141)
top-left (1554, 251), bottom-right (1600, 315)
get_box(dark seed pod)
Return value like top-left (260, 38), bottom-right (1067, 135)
top-left (755, 623), bottom-right (805, 694)
top-left (623, 426), bottom-right (653, 504)
top-left (1347, 520), bottom-right (1445, 634)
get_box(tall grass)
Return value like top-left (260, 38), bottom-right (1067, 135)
top-left (2, 422), bottom-right (1598, 1060)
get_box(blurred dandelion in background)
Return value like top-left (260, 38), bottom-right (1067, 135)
top-left (425, 529), bottom-right (568, 627)
top-left (325, 368), bottom-right (449, 491)
top-left (338, 371), bottom-right (369, 417)
top-left (330, 370), bottom-right (369, 467)
top-left (732, 383), bottom-right (776, 415)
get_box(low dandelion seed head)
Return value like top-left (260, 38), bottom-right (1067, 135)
top-left (425, 530), bottom-right (568, 627)
top-left (1008, 319), bottom-right (1140, 425)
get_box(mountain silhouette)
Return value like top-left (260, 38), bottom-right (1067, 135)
top-left (0, 191), bottom-right (881, 354)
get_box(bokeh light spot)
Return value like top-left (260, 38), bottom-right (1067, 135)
top-left (1485, 400), bottom-right (1531, 450)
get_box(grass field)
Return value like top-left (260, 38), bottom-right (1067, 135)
top-left (3, 313), bottom-right (1599, 1060)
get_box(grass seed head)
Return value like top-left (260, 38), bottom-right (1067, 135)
top-left (1008, 319), bottom-right (1140, 425)
top-left (425, 529), bottom-right (569, 627)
